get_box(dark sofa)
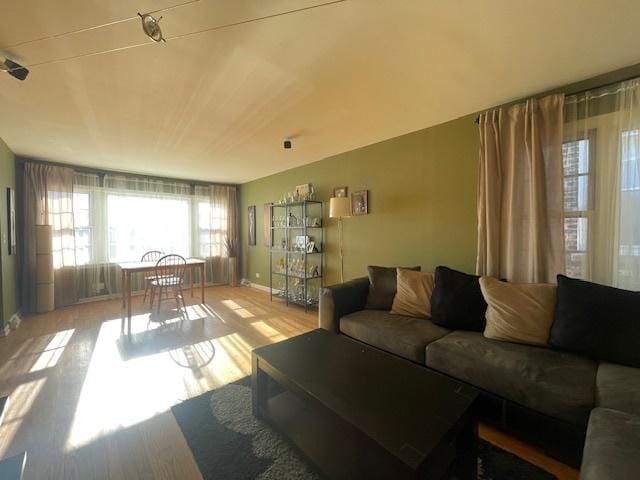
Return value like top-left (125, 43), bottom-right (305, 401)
top-left (319, 277), bottom-right (640, 476)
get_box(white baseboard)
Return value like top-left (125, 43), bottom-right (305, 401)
top-left (242, 279), bottom-right (280, 294)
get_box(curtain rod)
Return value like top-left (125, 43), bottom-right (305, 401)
top-left (473, 73), bottom-right (640, 124)
top-left (16, 156), bottom-right (239, 188)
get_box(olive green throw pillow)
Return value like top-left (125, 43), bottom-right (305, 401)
top-left (391, 269), bottom-right (435, 318)
top-left (480, 277), bottom-right (556, 347)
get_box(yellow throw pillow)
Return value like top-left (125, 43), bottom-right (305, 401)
top-left (391, 269), bottom-right (435, 318)
top-left (480, 277), bottom-right (556, 347)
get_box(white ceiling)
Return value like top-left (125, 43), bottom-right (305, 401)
top-left (1, 0), bottom-right (640, 183)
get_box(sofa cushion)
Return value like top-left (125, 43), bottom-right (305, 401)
top-left (425, 331), bottom-right (596, 426)
top-left (550, 274), bottom-right (640, 367)
top-left (581, 407), bottom-right (640, 480)
top-left (596, 362), bottom-right (640, 416)
top-left (430, 266), bottom-right (487, 332)
top-left (365, 265), bottom-right (421, 310)
top-left (480, 277), bottom-right (556, 347)
top-left (391, 269), bottom-right (435, 318)
top-left (340, 309), bottom-right (449, 363)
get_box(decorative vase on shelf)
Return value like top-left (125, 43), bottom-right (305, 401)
top-left (229, 256), bottom-right (238, 287)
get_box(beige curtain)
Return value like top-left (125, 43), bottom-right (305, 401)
top-left (222, 185), bottom-right (239, 283)
top-left (23, 162), bottom-right (78, 311)
top-left (194, 184), bottom-right (239, 284)
top-left (476, 94), bottom-right (565, 283)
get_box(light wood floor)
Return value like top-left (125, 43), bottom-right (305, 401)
top-left (0, 286), bottom-right (578, 479)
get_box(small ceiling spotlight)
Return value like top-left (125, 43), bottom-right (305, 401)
top-left (138, 13), bottom-right (166, 42)
top-left (283, 138), bottom-right (292, 149)
top-left (1, 58), bottom-right (29, 81)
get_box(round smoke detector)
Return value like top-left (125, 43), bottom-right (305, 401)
top-left (138, 13), bottom-right (166, 42)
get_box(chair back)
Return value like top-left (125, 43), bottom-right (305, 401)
top-left (155, 254), bottom-right (187, 286)
top-left (141, 250), bottom-right (164, 263)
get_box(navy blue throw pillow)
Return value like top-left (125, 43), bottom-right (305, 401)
top-left (549, 274), bottom-right (640, 367)
top-left (430, 266), bottom-right (487, 332)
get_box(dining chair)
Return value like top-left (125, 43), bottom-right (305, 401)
top-left (141, 250), bottom-right (164, 306)
top-left (150, 254), bottom-right (187, 314)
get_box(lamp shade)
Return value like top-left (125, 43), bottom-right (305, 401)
top-left (329, 197), bottom-right (351, 218)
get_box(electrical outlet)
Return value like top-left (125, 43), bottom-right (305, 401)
top-left (255, 272), bottom-right (260, 278)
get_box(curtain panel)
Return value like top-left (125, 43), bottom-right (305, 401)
top-left (564, 78), bottom-right (640, 289)
top-left (476, 94), bottom-right (565, 283)
top-left (194, 184), bottom-right (239, 285)
top-left (23, 162), bottom-right (78, 311)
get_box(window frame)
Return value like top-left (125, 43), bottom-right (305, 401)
top-left (72, 188), bottom-right (93, 266)
top-left (562, 129), bottom-right (597, 279)
top-left (621, 129), bottom-right (640, 192)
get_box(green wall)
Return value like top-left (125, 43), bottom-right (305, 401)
top-left (240, 62), bottom-right (640, 289)
top-left (0, 137), bottom-right (18, 328)
top-left (240, 113), bottom-right (479, 287)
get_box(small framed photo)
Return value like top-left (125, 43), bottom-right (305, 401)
top-left (351, 190), bottom-right (368, 215)
top-left (295, 183), bottom-right (313, 199)
top-left (295, 235), bottom-right (310, 251)
top-left (306, 241), bottom-right (316, 253)
top-left (333, 186), bottom-right (348, 198)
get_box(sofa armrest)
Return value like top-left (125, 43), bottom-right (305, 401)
top-left (319, 277), bottom-right (369, 333)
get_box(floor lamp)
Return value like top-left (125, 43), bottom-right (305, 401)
top-left (329, 197), bottom-right (352, 283)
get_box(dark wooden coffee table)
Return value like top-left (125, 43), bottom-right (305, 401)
top-left (252, 329), bottom-right (479, 479)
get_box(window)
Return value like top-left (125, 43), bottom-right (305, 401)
top-left (621, 130), bottom-right (640, 191)
top-left (106, 192), bottom-right (191, 262)
top-left (59, 175), bottom-right (234, 275)
top-left (618, 129), bottom-right (640, 287)
top-left (73, 191), bottom-right (91, 266)
top-left (562, 134), bottom-right (594, 279)
top-left (197, 200), bottom-right (226, 258)
top-left (49, 191), bottom-right (76, 269)
top-left (198, 200), bottom-right (212, 257)
top-left (563, 128), bottom-right (640, 286)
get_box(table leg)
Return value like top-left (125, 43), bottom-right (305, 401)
top-left (121, 269), bottom-right (125, 308)
top-left (200, 263), bottom-right (205, 303)
top-left (454, 417), bottom-right (477, 480)
top-left (251, 353), bottom-right (268, 418)
top-left (191, 267), bottom-right (194, 298)
top-left (127, 272), bottom-right (132, 336)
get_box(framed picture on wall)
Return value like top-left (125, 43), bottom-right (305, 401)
top-left (263, 203), bottom-right (272, 247)
top-left (351, 190), bottom-right (368, 215)
top-left (333, 186), bottom-right (348, 198)
top-left (295, 183), bottom-right (313, 200)
top-left (248, 205), bottom-right (256, 245)
top-left (7, 188), bottom-right (16, 255)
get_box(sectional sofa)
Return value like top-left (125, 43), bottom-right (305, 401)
top-left (318, 268), bottom-right (640, 478)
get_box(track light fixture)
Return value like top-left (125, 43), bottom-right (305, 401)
top-left (0, 0), bottom-right (347, 81)
top-left (0, 58), bottom-right (29, 81)
top-left (138, 13), bottom-right (166, 43)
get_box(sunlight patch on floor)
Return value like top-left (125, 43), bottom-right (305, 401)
top-left (189, 303), bottom-right (215, 320)
top-left (221, 299), bottom-right (255, 318)
top-left (250, 320), bottom-right (286, 342)
top-left (29, 329), bottom-right (75, 373)
top-left (64, 314), bottom-right (247, 452)
top-left (0, 378), bottom-right (47, 457)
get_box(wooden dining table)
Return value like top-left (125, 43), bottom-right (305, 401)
top-left (119, 258), bottom-right (206, 334)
